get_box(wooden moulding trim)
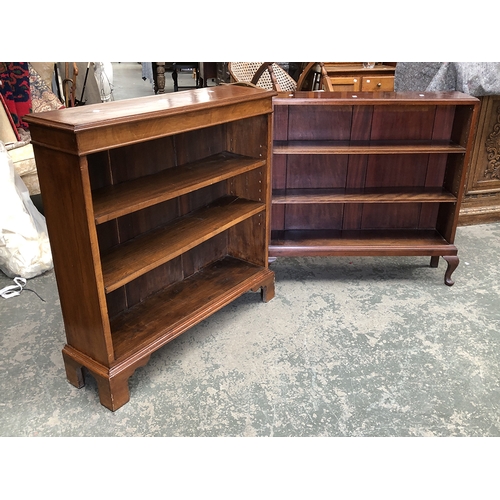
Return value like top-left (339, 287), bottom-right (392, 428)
top-left (62, 344), bottom-right (151, 381)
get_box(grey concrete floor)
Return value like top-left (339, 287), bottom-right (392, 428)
top-left (1, 63), bottom-right (499, 493)
top-left (2, 221), bottom-right (499, 438)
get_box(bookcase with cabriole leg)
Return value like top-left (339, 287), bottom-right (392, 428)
top-left (26, 85), bottom-right (276, 411)
top-left (269, 91), bottom-right (480, 285)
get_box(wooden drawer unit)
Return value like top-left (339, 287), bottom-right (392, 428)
top-left (324, 63), bottom-right (395, 93)
top-left (26, 85), bottom-right (276, 411)
top-left (270, 91), bottom-right (479, 286)
top-left (327, 75), bottom-right (394, 92)
top-left (361, 75), bottom-right (394, 91)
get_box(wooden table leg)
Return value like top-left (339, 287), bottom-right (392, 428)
top-left (430, 255), bottom-right (440, 268)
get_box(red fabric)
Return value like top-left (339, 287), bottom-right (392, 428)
top-left (0, 92), bottom-right (21, 141)
top-left (0, 62), bottom-right (32, 130)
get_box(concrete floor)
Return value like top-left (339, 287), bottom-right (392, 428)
top-left (1, 64), bottom-right (500, 439)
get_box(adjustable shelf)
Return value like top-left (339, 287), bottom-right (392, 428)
top-left (272, 187), bottom-right (458, 204)
top-left (270, 91), bottom-right (480, 285)
top-left (26, 85), bottom-right (276, 411)
top-left (273, 140), bottom-right (467, 155)
top-left (101, 196), bottom-right (265, 293)
top-left (93, 152), bottom-right (266, 224)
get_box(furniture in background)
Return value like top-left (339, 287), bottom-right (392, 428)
top-left (216, 62), bottom-right (231, 85)
top-left (228, 62), bottom-right (298, 92)
top-left (323, 63), bottom-right (396, 92)
top-left (227, 62), bottom-right (333, 92)
top-left (198, 62), bottom-right (217, 87)
top-left (461, 94), bottom-right (500, 224)
top-left (1, 63), bottom-right (64, 197)
top-left (394, 62), bottom-right (500, 225)
top-left (26, 85), bottom-right (276, 411)
top-left (270, 90), bottom-right (479, 286)
top-left (153, 63), bottom-right (219, 92)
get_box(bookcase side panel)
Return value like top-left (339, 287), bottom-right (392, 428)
top-left (32, 146), bottom-right (114, 366)
top-left (228, 213), bottom-right (267, 266)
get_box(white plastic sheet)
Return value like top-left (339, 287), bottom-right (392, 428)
top-left (0, 141), bottom-right (53, 279)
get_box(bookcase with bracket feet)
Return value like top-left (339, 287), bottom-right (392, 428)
top-left (270, 91), bottom-right (480, 285)
top-left (26, 85), bottom-right (276, 411)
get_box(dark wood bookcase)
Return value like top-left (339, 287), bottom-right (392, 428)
top-left (270, 91), bottom-right (480, 285)
top-left (26, 85), bottom-right (276, 411)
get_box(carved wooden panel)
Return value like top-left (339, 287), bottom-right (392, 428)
top-left (460, 95), bottom-right (500, 225)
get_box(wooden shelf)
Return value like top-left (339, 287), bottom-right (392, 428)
top-left (272, 188), bottom-right (457, 204)
top-left (93, 152), bottom-right (265, 224)
top-left (101, 196), bottom-right (265, 293)
top-left (270, 229), bottom-right (454, 256)
top-left (111, 257), bottom-right (272, 361)
top-left (273, 140), bottom-right (466, 155)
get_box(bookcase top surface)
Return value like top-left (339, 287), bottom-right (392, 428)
top-left (25, 85), bottom-right (276, 131)
top-left (274, 90), bottom-right (480, 105)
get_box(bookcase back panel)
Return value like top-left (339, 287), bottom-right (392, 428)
top-left (272, 155), bottom-right (287, 190)
top-left (425, 154), bottom-right (449, 187)
top-left (371, 106), bottom-right (436, 140)
top-left (272, 205), bottom-right (285, 231)
top-left (106, 258), bottom-right (184, 318)
top-left (286, 155), bottom-right (349, 189)
top-left (288, 105), bottom-right (353, 141)
top-left (433, 106), bottom-right (456, 140)
top-left (181, 233), bottom-right (229, 278)
top-left (419, 204), bottom-right (441, 229)
top-left (88, 151), bottom-right (113, 189)
top-left (96, 199), bottom-right (180, 255)
top-left (361, 203), bottom-right (423, 229)
top-left (365, 154), bottom-right (429, 188)
top-left (285, 204), bottom-right (344, 230)
top-left (175, 125), bottom-right (226, 165)
top-left (108, 137), bottom-right (177, 184)
top-left (178, 183), bottom-right (227, 216)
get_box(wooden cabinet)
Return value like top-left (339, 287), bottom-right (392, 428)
top-left (26, 85), bottom-right (276, 411)
top-left (323, 63), bottom-right (396, 92)
top-left (460, 95), bottom-right (500, 224)
top-left (270, 91), bottom-right (479, 286)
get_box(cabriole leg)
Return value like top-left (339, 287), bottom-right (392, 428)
top-left (443, 255), bottom-right (459, 286)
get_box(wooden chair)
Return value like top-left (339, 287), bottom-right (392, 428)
top-left (228, 62), bottom-right (333, 92)
top-left (228, 62), bottom-right (297, 91)
top-left (296, 62), bottom-right (333, 91)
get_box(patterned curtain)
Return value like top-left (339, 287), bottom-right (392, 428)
top-left (0, 62), bottom-right (32, 130)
